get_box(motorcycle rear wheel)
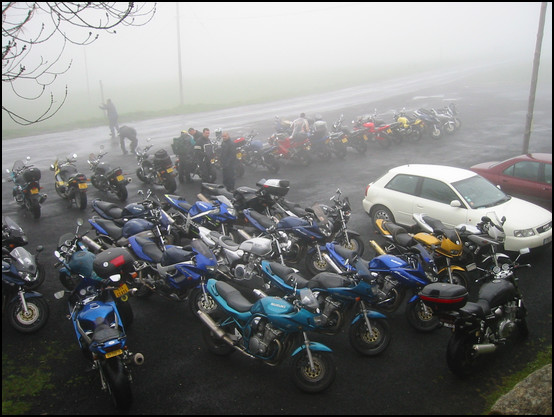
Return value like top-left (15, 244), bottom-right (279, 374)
top-left (115, 183), bottom-right (128, 202)
top-left (263, 155), bottom-right (280, 173)
top-left (102, 357), bottom-right (133, 412)
top-left (352, 139), bottom-right (368, 154)
top-left (446, 331), bottom-right (480, 378)
top-left (291, 351), bottom-right (336, 393)
top-left (7, 296), bottom-right (49, 334)
top-left (348, 317), bottom-right (391, 356)
top-left (74, 190), bottom-right (87, 210)
top-left (163, 176), bottom-right (177, 193)
top-left (29, 199), bottom-right (41, 219)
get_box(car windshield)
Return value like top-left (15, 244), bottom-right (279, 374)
top-left (452, 175), bottom-right (511, 209)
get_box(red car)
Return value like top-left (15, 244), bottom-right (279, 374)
top-left (470, 153), bottom-right (552, 211)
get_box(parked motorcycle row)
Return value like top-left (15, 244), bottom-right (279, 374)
top-left (3, 158), bottom-right (534, 411)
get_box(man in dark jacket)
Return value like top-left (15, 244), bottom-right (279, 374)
top-left (99, 99), bottom-right (119, 138)
top-left (220, 131), bottom-right (237, 191)
top-left (117, 125), bottom-right (138, 155)
top-left (172, 130), bottom-right (195, 183)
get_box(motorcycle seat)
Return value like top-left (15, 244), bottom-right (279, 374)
top-left (333, 244), bottom-right (358, 264)
top-left (217, 235), bottom-right (240, 251)
top-left (246, 209), bottom-right (275, 230)
top-left (460, 299), bottom-right (491, 318)
top-left (93, 200), bottom-right (124, 219)
top-left (267, 261), bottom-right (311, 288)
top-left (133, 236), bottom-right (193, 265)
top-left (92, 218), bottom-right (124, 240)
top-left (214, 280), bottom-right (253, 312)
top-left (309, 272), bottom-right (352, 290)
top-left (91, 319), bottom-right (122, 343)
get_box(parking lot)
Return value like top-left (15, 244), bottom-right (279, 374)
top-left (2, 65), bottom-right (552, 414)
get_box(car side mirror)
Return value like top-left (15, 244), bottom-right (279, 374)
top-left (450, 200), bottom-right (462, 208)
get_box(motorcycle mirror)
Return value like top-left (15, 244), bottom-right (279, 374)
top-left (76, 218), bottom-right (84, 226)
top-left (50, 165), bottom-right (55, 171)
top-left (36, 245), bottom-right (44, 253)
top-left (5, 169), bottom-right (9, 174)
top-left (146, 138), bottom-right (152, 142)
top-left (109, 274), bottom-right (121, 283)
top-left (100, 145), bottom-right (105, 150)
top-left (26, 156), bottom-right (31, 161)
top-left (72, 153), bottom-right (77, 158)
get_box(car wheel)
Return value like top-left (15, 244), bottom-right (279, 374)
top-left (371, 205), bottom-right (394, 230)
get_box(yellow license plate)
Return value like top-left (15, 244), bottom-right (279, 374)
top-left (30, 188), bottom-right (39, 194)
top-left (166, 167), bottom-right (174, 173)
top-left (113, 284), bottom-right (129, 298)
top-left (363, 135), bottom-right (369, 141)
top-left (116, 175), bottom-right (125, 181)
top-left (78, 183), bottom-right (88, 189)
top-left (236, 152), bottom-right (242, 159)
top-left (341, 138), bottom-right (348, 143)
top-left (105, 349), bottom-right (123, 359)
top-left (386, 129), bottom-right (392, 133)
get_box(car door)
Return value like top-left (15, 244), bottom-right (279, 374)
top-left (499, 160), bottom-right (543, 199)
top-left (412, 177), bottom-right (468, 228)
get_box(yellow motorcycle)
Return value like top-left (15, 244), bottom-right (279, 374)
top-left (50, 154), bottom-right (88, 210)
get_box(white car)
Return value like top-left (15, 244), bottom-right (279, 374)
top-left (362, 164), bottom-right (552, 252)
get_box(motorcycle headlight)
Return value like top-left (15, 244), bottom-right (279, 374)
top-left (513, 228), bottom-right (536, 238)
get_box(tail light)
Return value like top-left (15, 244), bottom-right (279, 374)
top-left (365, 184), bottom-right (371, 197)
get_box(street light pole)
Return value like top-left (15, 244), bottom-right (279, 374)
top-left (522, 2), bottom-right (547, 154)
top-left (176, 2), bottom-right (184, 107)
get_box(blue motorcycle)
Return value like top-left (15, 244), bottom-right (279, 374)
top-left (322, 242), bottom-right (441, 332)
top-left (259, 260), bottom-right (390, 356)
top-left (127, 233), bottom-right (219, 317)
top-left (53, 222), bottom-right (143, 412)
top-left (198, 278), bottom-right (337, 393)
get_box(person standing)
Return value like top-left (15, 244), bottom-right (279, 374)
top-left (188, 127), bottom-right (203, 143)
top-left (220, 131), bottom-right (237, 191)
top-left (99, 98), bottom-right (119, 138)
top-left (117, 125), bottom-right (138, 155)
top-left (172, 130), bottom-right (195, 183)
top-left (193, 128), bottom-right (214, 181)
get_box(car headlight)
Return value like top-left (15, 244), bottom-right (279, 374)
top-left (514, 228), bottom-right (536, 238)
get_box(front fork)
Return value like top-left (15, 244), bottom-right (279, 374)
top-left (359, 300), bottom-right (375, 336)
top-left (18, 290), bottom-right (31, 315)
top-left (302, 331), bottom-right (316, 371)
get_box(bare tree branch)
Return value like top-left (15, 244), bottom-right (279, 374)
top-left (2, 2), bottom-right (156, 126)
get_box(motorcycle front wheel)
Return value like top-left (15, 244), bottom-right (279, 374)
top-left (102, 357), bottom-right (133, 412)
top-left (405, 299), bottom-right (441, 332)
top-left (336, 234), bottom-right (365, 257)
top-left (115, 298), bottom-right (134, 329)
top-left (348, 317), bottom-right (391, 356)
top-left (291, 351), bottom-right (336, 393)
top-left (446, 331), bottom-right (481, 378)
top-left (188, 287), bottom-right (218, 317)
top-left (263, 155), bottom-right (280, 173)
top-left (305, 251), bottom-right (330, 276)
top-left (7, 296), bottom-right (49, 334)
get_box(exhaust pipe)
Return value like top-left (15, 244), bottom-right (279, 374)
top-left (127, 177), bottom-right (132, 183)
top-left (322, 252), bottom-right (343, 274)
top-left (197, 310), bottom-right (255, 359)
top-left (132, 352), bottom-right (145, 365)
top-left (81, 235), bottom-right (102, 253)
top-left (472, 343), bottom-right (497, 355)
top-left (369, 240), bottom-right (386, 255)
top-left (236, 228), bottom-right (252, 241)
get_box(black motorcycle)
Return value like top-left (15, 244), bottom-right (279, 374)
top-left (135, 140), bottom-right (177, 193)
top-left (234, 130), bottom-right (280, 174)
top-left (50, 153), bottom-right (89, 210)
top-left (87, 147), bottom-right (131, 202)
top-left (2, 216), bottom-right (46, 290)
top-left (6, 157), bottom-right (47, 219)
top-left (2, 245), bottom-right (49, 333)
top-left (419, 247), bottom-right (531, 377)
top-left (330, 114), bottom-right (368, 155)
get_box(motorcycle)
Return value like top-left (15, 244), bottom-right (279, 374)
top-left (321, 242), bottom-right (442, 332)
top-left (330, 113), bottom-right (368, 155)
top-left (127, 231), bottom-right (219, 317)
top-left (53, 243), bottom-right (143, 412)
top-left (2, 246), bottom-right (49, 333)
top-left (87, 146), bottom-right (132, 202)
top-left (390, 109), bottom-right (425, 143)
top-left (267, 131), bottom-right (312, 167)
top-left (352, 110), bottom-right (396, 149)
top-left (198, 278), bottom-right (337, 393)
top-left (308, 116), bottom-right (347, 160)
top-left (419, 247), bottom-right (531, 377)
top-left (135, 140), bottom-right (177, 193)
top-left (2, 216), bottom-right (46, 289)
top-left (260, 260), bottom-right (391, 356)
top-left (413, 108), bottom-right (443, 139)
top-left (50, 153), bottom-right (89, 210)
top-left (6, 157), bottom-right (47, 219)
top-left (236, 130), bottom-right (281, 174)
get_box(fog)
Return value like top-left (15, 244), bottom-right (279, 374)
top-left (2, 2), bottom-right (552, 135)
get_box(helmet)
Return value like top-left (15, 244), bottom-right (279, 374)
top-left (314, 114), bottom-right (323, 121)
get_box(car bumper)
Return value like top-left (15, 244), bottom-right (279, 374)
top-left (504, 229), bottom-right (552, 251)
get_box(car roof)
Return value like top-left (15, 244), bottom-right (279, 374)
top-left (388, 164), bottom-right (477, 183)
top-left (507, 153), bottom-right (552, 163)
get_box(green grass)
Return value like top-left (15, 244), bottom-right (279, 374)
top-left (483, 343), bottom-right (552, 414)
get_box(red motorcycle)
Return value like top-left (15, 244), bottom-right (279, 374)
top-left (267, 132), bottom-right (312, 166)
top-left (353, 110), bottom-right (397, 149)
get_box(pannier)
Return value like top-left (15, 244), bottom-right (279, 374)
top-left (153, 149), bottom-right (173, 169)
top-left (256, 178), bottom-right (290, 196)
top-left (22, 167), bottom-right (41, 183)
top-left (93, 247), bottom-right (136, 278)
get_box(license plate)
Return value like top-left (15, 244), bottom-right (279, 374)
top-left (341, 138), bottom-right (348, 143)
top-left (78, 183), bottom-right (88, 189)
top-left (113, 284), bottom-right (129, 298)
top-left (116, 175), bottom-right (125, 181)
top-left (166, 167), bottom-right (174, 173)
top-left (386, 128), bottom-right (392, 133)
top-left (363, 135), bottom-right (368, 141)
top-left (30, 188), bottom-right (39, 194)
top-left (442, 322), bottom-right (455, 329)
top-left (105, 349), bottom-right (123, 359)
top-left (544, 236), bottom-right (552, 245)
top-left (236, 152), bottom-right (242, 159)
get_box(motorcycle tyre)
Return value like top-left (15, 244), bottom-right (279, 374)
top-left (7, 296), bottom-right (49, 334)
top-left (29, 199), bottom-right (41, 219)
top-left (188, 287), bottom-right (218, 317)
top-left (263, 155), bottom-right (280, 173)
top-left (352, 139), bottom-right (368, 154)
top-left (374, 284), bottom-right (405, 313)
top-left (336, 234), bottom-right (365, 257)
top-left (103, 357), bottom-right (133, 412)
top-left (376, 135), bottom-right (391, 149)
top-left (136, 165), bottom-right (150, 183)
top-left (333, 142), bottom-right (347, 159)
top-left (201, 167), bottom-right (217, 183)
top-left (411, 128), bottom-right (423, 142)
top-left (305, 251), bottom-right (330, 276)
top-left (115, 183), bottom-right (128, 202)
top-left (405, 299), bottom-right (441, 332)
top-left (348, 317), bottom-right (391, 356)
top-left (201, 312), bottom-right (235, 356)
top-left (439, 269), bottom-right (469, 289)
top-left (297, 150), bottom-right (311, 167)
top-left (454, 118), bottom-right (462, 130)
top-left (444, 123), bottom-right (456, 135)
top-left (163, 176), bottom-right (177, 194)
top-left (430, 126), bottom-right (442, 139)
top-left (75, 190), bottom-right (87, 211)
top-left (446, 331), bottom-right (480, 378)
top-left (26, 262), bottom-right (46, 291)
top-left (391, 132), bottom-right (404, 145)
top-left (292, 351), bottom-right (336, 393)
top-left (115, 298), bottom-right (134, 329)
